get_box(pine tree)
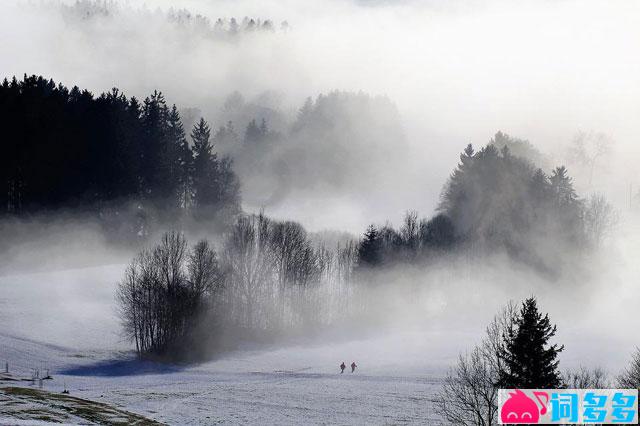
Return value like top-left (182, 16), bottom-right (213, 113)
top-left (549, 165), bottom-right (583, 243)
top-left (140, 91), bottom-right (169, 201)
top-left (421, 214), bottom-right (455, 249)
top-left (530, 169), bottom-right (549, 199)
top-left (166, 105), bottom-right (190, 208)
top-left (217, 156), bottom-right (241, 218)
top-left (498, 297), bottom-right (564, 388)
top-left (292, 97), bottom-right (314, 133)
top-left (244, 119), bottom-right (263, 145)
top-left (439, 144), bottom-right (474, 214)
top-left (549, 166), bottom-right (577, 206)
top-left (260, 118), bottom-right (268, 135)
top-left (191, 118), bottom-right (219, 212)
top-left (357, 225), bottom-right (382, 267)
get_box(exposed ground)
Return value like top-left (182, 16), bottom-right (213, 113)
top-left (0, 382), bottom-right (162, 425)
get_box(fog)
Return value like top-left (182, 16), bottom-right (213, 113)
top-left (1, 0), bottom-right (640, 404)
top-left (2, 0), bottom-right (639, 230)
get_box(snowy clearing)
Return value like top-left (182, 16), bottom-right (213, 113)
top-left (0, 265), bottom-right (449, 424)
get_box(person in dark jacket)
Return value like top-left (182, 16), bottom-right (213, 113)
top-left (351, 362), bottom-right (357, 373)
top-left (340, 362), bottom-right (346, 373)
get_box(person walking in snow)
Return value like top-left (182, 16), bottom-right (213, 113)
top-left (351, 362), bottom-right (357, 373)
top-left (340, 362), bottom-right (346, 374)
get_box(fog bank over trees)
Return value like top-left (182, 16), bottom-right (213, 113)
top-left (0, 0), bottom-right (639, 394)
top-left (3, 0), bottom-right (639, 231)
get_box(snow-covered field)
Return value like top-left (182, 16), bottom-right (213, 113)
top-left (0, 265), bottom-right (450, 425)
top-left (0, 332), bottom-right (446, 425)
top-left (2, 232), bottom-right (638, 425)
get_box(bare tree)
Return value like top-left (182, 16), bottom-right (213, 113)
top-left (400, 210), bottom-right (420, 254)
top-left (436, 347), bottom-right (499, 426)
top-left (584, 193), bottom-right (618, 247)
top-left (221, 214), bottom-right (328, 330)
top-left (568, 131), bottom-right (613, 186)
top-left (434, 302), bottom-right (516, 426)
top-left (116, 259), bottom-right (143, 354)
top-left (188, 239), bottom-right (222, 298)
top-left (117, 232), bottom-right (223, 358)
top-left (563, 366), bottom-right (609, 388)
top-left (269, 220), bottom-right (312, 326)
top-left (618, 348), bottom-right (640, 389)
top-left (221, 213), bottom-right (276, 329)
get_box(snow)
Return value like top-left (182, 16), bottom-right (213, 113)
top-left (2, 246), bottom-right (638, 424)
top-left (0, 266), bottom-right (448, 425)
top-left (0, 332), bottom-right (447, 425)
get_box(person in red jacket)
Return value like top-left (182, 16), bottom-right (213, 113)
top-left (351, 362), bottom-right (357, 373)
top-left (340, 362), bottom-right (346, 373)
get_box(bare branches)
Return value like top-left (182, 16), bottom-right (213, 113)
top-left (618, 348), bottom-right (640, 389)
top-left (434, 302), bottom-right (516, 426)
top-left (117, 217), bottom-right (361, 357)
top-left (564, 366), bottom-right (609, 388)
top-left (436, 348), bottom-right (498, 426)
top-left (583, 193), bottom-right (618, 247)
top-left (117, 231), bottom-right (223, 358)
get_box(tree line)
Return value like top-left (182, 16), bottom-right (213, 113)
top-left (114, 132), bottom-right (619, 359)
top-left (212, 91), bottom-right (408, 208)
top-left (0, 75), bottom-right (240, 235)
top-left (59, 1), bottom-right (289, 37)
top-left (117, 218), bottom-right (358, 359)
top-left (356, 135), bottom-right (617, 274)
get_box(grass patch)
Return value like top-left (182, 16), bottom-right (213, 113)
top-left (1, 386), bottom-right (164, 425)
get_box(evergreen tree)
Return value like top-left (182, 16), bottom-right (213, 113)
top-left (549, 165), bottom-right (583, 243)
top-left (530, 169), bottom-right (550, 202)
top-left (259, 118), bottom-right (268, 136)
top-left (213, 121), bottom-right (238, 148)
top-left (498, 297), bottom-right (564, 388)
top-left (420, 214), bottom-right (455, 249)
top-left (439, 143), bottom-right (474, 216)
top-left (167, 105), bottom-right (192, 209)
top-left (140, 91), bottom-right (169, 201)
top-left (244, 118), bottom-right (264, 145)
top-left (217, 156), bottom-right (241, 217)
top-left (357, 225), bottom-right (382, 267)
top-left (191, 118), bottom-right (220, 212)
top-left (549, 166), bottom-right (577, 206)
top-left (0, 75), bottom-right (241, 229)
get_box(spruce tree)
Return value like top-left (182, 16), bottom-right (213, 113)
top-left (217, 156), bottom-right (241, 217)
top-left (549, 166), bottom-right (582, 243)
top-left (357, 225), bottom-right (383, 267)
top-left (244, 119), bottom-right (262, 145)
top-left (498, 297), bottom-right (564, 388)
top-left (549, 166), bottom-right (577, 206)
top-left (140, 91), bottom-right (169, 201)
top-left (166, 105), bottom-right (189, 208)
top-left (191, 118), bottom-right (219, 211)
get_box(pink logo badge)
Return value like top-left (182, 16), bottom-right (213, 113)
top-left (501, 389), bottom-right (549, 423)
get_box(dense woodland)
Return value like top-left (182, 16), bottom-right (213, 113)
top-left (356, 138), bottom-right (614, 275)
top-left (3, 4), bottom-right (639, 425)
top-left (213, 91), bottom-right (407, 206)
top-left (0, 74), bottom-right (616, 360)
top-left (0, 75), bottom-right (240, 236)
